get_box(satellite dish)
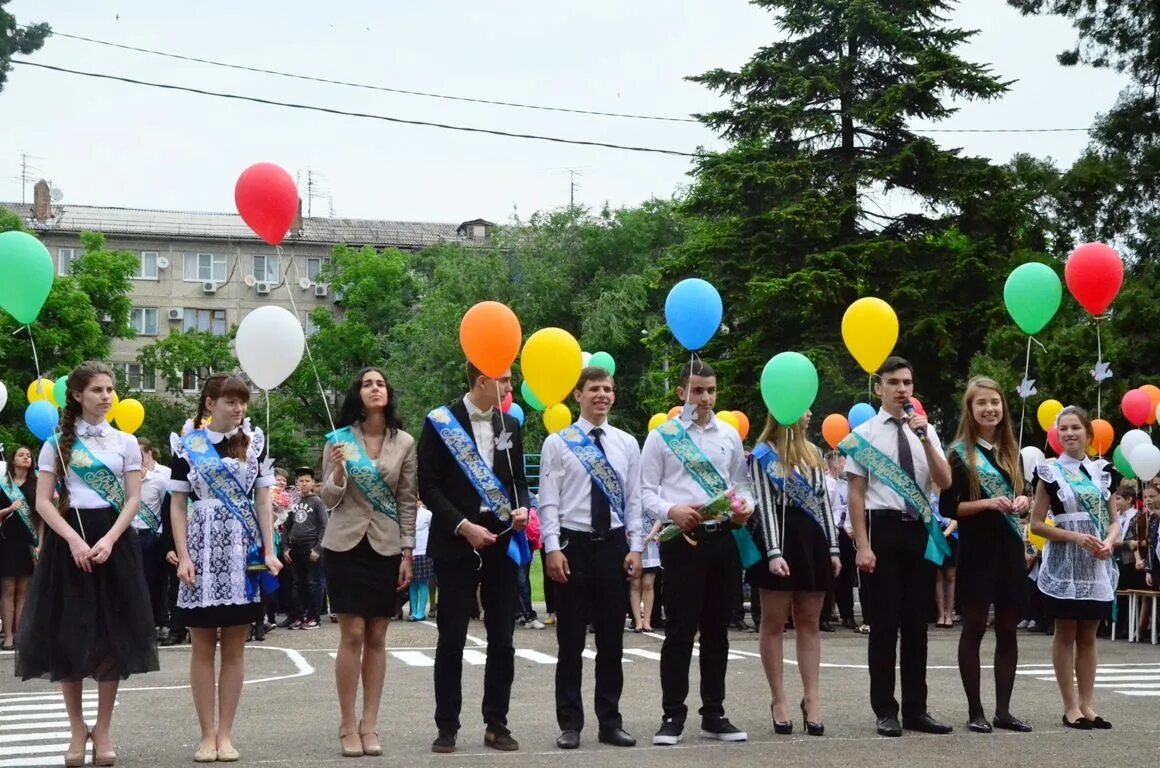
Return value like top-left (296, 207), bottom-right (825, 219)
top-left (243, 274), bottom-right (257, 287)
top-left (298, 277), bottom-right (311, 290)
top-left (50, 187), bottom-right (64, 202)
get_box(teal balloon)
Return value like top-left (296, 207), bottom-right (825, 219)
top-left (53, 376), bottom-right (68, 409)
top-left (1004, 262), bottom-right (1062, 335)
top-left (760, 352), bottom-right (819, 426)
top-left (1114, 444), bottom-right (1137, 479)
top-left (521, 380), bottom-right (546, 412)
top-left (589, 351), bottom-right (616, 376)
top-left (0, 231), bottom-right (54, 325)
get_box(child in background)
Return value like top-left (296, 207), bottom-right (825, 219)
top-left (283, 468), bottom-right (329, 629)
top-left (409, 503), bottom-right (433, 621)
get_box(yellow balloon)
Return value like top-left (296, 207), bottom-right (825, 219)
top-left (114, 397), bottom-right (145, 434)
top-left (543, 403), bottom-right (572, 434)
top-left (1028, 516), bottom-right (1055, 552)
top-left (27, 378), bottom-right (55, 406)
top-left (1036, 399), bottom-right (1063, 432)
top-left (841, 297), bottom-right (899, 374)
top-left (648, 413), bottom-right (668, 431)
top-left (106, 391), bottom-right (120, 424)
top-left (521, 327), bottom-right (582, 406)
top-left (716, 410), bottom-right (740, 431)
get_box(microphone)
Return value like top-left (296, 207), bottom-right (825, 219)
top-left (903, 402), bottom-right (926, 443)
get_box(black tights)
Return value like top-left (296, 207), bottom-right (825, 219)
top-left (958, 602), bottom-right (1020, 720)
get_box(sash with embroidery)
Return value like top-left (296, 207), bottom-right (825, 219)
top-left (326, 426), bottom-right (399, 524)
top-left (751, 443), bottom-right (826, 534)
top-left (838, 431), bottom-right (952, 566)
top-left (50, 435), bottom-right (126, 512)
top-left (136, 497), bottom-right (162, 534)
top-left (1058, 465), bottom-right (1109, 538)
top-left (426, 406), bottom-right (530, 566)
top-left (951, 443), bottom-right (1022, 541)
top-left (654, 419), bottom-right (762, 569)
top-left (558, 425), bottom-right (625, 525)
top-left (0, 474), bottom-right (37, 545)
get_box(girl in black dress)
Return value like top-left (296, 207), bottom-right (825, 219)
top-left (16, 362), bottom-right (159, 767)
top-left (0, 446), bottom-right (38, 650)
top-left (747, 411), bottom-right (840, 736)
top-left (941, 376), bottom-right (1031, 733)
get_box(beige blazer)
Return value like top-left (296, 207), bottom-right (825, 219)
top-left (320, 424), bottom-right (418, 556)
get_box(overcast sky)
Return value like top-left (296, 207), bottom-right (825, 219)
top-left (0, 0), bottom-right (1126, 224)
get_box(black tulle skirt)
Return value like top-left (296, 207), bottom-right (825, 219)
top-left (747, 507), bottom-right (834, 593)
top-left (15, 508), bottom-right (160, 682)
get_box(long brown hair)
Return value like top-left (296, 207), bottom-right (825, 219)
top-left (194, 373), bottom-right (252, 460)
top-left (952, 376), bottom-right (1022, 499)
top-left (55, 362), bottom-right (117, 513)
top-left (755, 413), bottom-right (823, 474)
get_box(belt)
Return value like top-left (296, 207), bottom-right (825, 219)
top-left (868, 509), bottom-right (919, 522)
top-left (698, 520), bottom-right (733, 535)
top-left (562, 527), bottom-right (625, 544)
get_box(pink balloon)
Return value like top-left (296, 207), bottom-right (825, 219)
top-left (909, 397), bottom-right (926, 417)
top-left (1047, 426), bottom-right (1063, 456)
top-left (501, 392), bottom-right (513, 413)
top-left (1121, 388), bottom-right (1152, 427)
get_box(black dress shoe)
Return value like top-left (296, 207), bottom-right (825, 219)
top-left (597, 727), bottom-right (636, 747)
top-left (819, 621), bottom-right (836, 633)
top-left (556, 730), bottom-right (580, 750)
top-left (484, 726), bottom-right (519, 751)
top-left (841, 618), bottom-right (858, 630)
top-left (431, 732), bottom-right (457, 753)
top-left (902, 713), bottom-right (953, 734)
top-left (992, 716), bottom-right (1032, 733)
top-left (967, 716), bottom-right (992, 733)
top-left (876, 716), bottom-right (902, 737)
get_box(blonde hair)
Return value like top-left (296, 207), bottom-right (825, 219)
top-left (755, 414), bottom-right (823, 473)
top-left (952, 376), bottom-right (1023, 499)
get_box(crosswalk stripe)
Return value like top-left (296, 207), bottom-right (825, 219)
top-left (0, 711), bottom-right (97, 723)
top-left (624, 648), bottom-right (662, 661)
top-left (514, 649), bottom-right (557, 664)
top-left (0, 732), bottom-right (71, 745)
top-left (462, 650), bottom-right (488, 665)
top-left (390, 651), bottom-right (435, 667)
top-left (1, 758), bottom-right (89, 768)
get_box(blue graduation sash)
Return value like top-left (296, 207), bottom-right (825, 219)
top-left (326, 426), bottom-right (399, 524)
top-left (51, 436), bottom-right (126, 512)
top-left (951, 443), bottom-right (1021, 541)
top-left (426, 406), bottom-right (530, 566)
top-left (751, 443), bottom-right (827, 534)
top-left (654, 419), bottom-right (762, 568)
top-left (838, 431), bottom-right (951, 566)
top-left (557, 425), bottom-right (625, 525)
top-left (0, 474), bottom-right (37, 546)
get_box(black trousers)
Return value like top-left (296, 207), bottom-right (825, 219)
top-left (659, 530), bottom-right (738, 726)
top-left (134, 529), bottom-right (167, 627)
top-left (835, 529), bottom-right (857, 623)
top-left (554, 530), bottom-right (628, 732)
top-left (863, 513), bottom-right (934, 719)
top-left (433, 546), bottom-right (518, 734)
top-left (289, 545), bottom-right (323, 620)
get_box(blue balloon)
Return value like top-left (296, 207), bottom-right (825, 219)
top-left (665, 278), bottom-right (723, 351)
top-left (507, 402), bottom-right (525, 426)
top-left (25, 400), bottom-right (59, 441)
top-left (848, 402), bottom-right (876, 430)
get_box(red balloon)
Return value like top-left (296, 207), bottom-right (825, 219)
top-left (1121, 388), bottom-right (1151, 427)
top-left (1047, 426), bottom-right (1063, 456)
top-left (1065, 242), bottom-right (1123, 316)
top-left (234, 163), bottom-right (299, 246)
top-left (501, 392), bottom-right (513, 413)
top-left (909, 397), bottom-right (926, 417)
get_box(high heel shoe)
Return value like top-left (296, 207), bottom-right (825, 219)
top-left (771, 703), bottom-right (793, 735)
top-left (91, 729), bottom-right (116, 767)
top-left (64, 729), bottom-right (91, 768)
top-left (339, 726), bottom-right (364, 758)
top-left (358, 720), bottom-right (383, 757)
top-left (800, 699), bottom-right (825, 737)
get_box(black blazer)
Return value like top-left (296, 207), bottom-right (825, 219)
top-left (418, 400), bottom-right (531, 562)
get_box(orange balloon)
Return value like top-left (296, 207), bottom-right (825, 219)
top-left (731, 411), bottom-right (750, 441)
top-left (821, 413), bottom-right (851, 449)
top-left (1089, 418), bottom-right (1115, 456)
top-left (459, 302), bottom-right (522, 379)
top-left (1140, 384), bottom-right (1160, 425)
top-left (668, 406), bottom-right (682, 419)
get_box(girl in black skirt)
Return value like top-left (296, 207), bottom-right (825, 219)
top-left (747, 411), bottom-right (839, 736)
top-left (0, 445), bottom-right (38, 649)
top-left (320, 368), bottom-right (418, 758)
top-left (169, 374), bottom-right (281, 762)
top-left (941, 376), bottom-right (1032, 733)
top-left (16, 362), bottom-right (159, 767)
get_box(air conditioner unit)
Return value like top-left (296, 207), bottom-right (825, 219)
top-left (167, 308), bottom-right (184, 321)
top-left (202, 281), bottom-right (218, 294)
top-left (255, 281), bottom-right (271, 295)
top-left (156, 256), bottom-right (170, 269)
top-left (314, 283), bottom-right (329, 298)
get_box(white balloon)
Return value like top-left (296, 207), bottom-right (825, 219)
top-left (0, 381), bottom-right (8, 413)
top-left (1120, 429), bottom-right (1152, 461)
top-left (1129, 444), bottom-right (1160, 482)
top-left (582, 351), bottom-right (593, 367)
top-left (235, 306), bottom-right (305, 390)
top-left (1020, 446), bottom-right (1045, 482)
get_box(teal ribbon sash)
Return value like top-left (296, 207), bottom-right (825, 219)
top-left (558, 425), bottom-right (625, 525)
top-left (654, 419), bottom-right (762, 568)
top-left (52, 436), bottom-right (126, 513)
top-left (1058, 463), bottom-right (1119, 617)
top-left (751, 443), bottom-right (827, 534)
top-left (136, 498), bottom-right (162, 534)
top-left (326, 426), bottom-right (399, 523)
top-left (951, 443), bottom-right (1022, 541)
top-left (0, 474), bottom-right (37, 545)
top-left (839, 432), bottom-right (951, 566)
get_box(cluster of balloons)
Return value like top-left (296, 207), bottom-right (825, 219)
top-left (1035, 398), bottom-right (1113, 458)
top-left (1116, 429), bottom-right (1160, 482)
top-left (1120, 385), bottom-right (1160, 428)
top-left (819, 398), bottom-right (925, 450)
top-left (645, 409), bottom-right (750, 439)
top-left (22, 376), bottom-right (146, 441)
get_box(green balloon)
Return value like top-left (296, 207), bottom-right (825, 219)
top-left (521, 380), bottom-right (546, 412)
top-left (589, 351), bottom-right (616, 376)
top-left (1114, 444), bottom-right (1137, 479)
top-left (0, 231), bottom-right (54, 325)
top-left (53, 375), bottom-right (68, 408)
top-left (760, 352), bottom-right (819, 426)
top-left (1004, 262), bottom-right (1062, 335)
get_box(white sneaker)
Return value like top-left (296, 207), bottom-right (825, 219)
top-left (527, 619), bottom-right (546, 630)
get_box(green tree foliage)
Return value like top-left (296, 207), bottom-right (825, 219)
top-left (0, 0), bottom-right (49, 92)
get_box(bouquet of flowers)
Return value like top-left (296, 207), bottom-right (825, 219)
top-left (659, 486), bottom-right (747, 542)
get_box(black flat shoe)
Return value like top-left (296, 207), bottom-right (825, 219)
top-left (992, 716), bottom-right (1032, 733)
top-left (556, 730), bottom-right (580, 750)
top-left (1090, 716), bottom-right (1112, 730)
top-left (967, 716), bottom-right (992, 733)
top-left (800, 700), bottom-right (824, 736)
top-left (1062, 715), bottom-right (1092, 730)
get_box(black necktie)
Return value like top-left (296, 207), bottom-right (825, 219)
top-left (893, 417), bottom-right (919, 519)
top-left (590, 427), bottom-right (611, 534)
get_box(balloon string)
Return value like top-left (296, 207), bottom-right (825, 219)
top-left (281, 252), bottom-right (336, 436)
top-left (1096, 320), bottom-right (1103, 421)
top-left (1018, 335), bottom-right (1031, 451)
top-left (494, 379), bottom-right (522, 516)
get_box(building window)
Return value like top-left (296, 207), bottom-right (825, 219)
top-left (183, 252), bottom-right (226, 282)
top-left (135, 251), bottom-right (159, 280)
top-left (183, 308), bottom-right (228, 336)
top-left (130, 307), bottom-right (159, 336)
top-left (306, 257), bottom-right (327, 281)
top-left (253, 253), bottom-right (280, 283)
top-left (58, 247), bottom-right (77, 276)
top-left (182, 371), bottom-right (201, 393)
top-left (304, 312), bottom-right (320, 337)
top-left (113, 363), bottom-right (157, 392)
